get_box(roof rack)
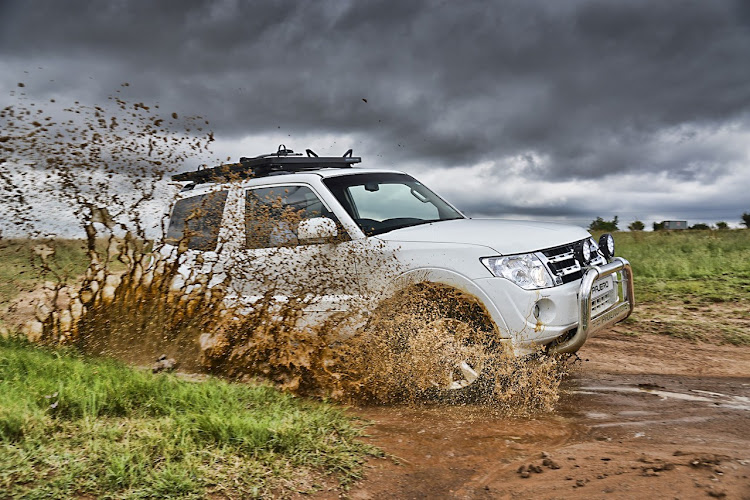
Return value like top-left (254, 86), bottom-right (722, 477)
top-left (172, 144), bottom-right (361, 184)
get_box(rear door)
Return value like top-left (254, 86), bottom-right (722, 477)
top-left (165, 188), bottom-right (231, 290)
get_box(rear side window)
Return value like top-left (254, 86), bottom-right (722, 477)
top-left (166, 190), bottom-right (228, 251)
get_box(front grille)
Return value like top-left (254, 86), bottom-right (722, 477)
top-left (540, 239), bottom-right (607, 285)
top-left (541, 242), bottom-right (583, 284)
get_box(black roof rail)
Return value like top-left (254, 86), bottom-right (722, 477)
top-left (172, 144), bottom-right (361, 184)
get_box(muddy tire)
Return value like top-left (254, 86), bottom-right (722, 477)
top-left (362, 282), bottom-right (499, 402)
top-left (416, 316), bottom-right (494, 402)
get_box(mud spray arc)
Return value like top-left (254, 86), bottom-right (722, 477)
top-left (1, 84), bottom-right (573, 412)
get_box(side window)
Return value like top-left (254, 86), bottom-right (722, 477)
top-left (166, 190), bottom-right (228, 251)
top-left (245, 185), bottom-right (336, 249)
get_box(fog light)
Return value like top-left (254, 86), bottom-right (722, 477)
top-left (533, 298), bottom-right (555, 323)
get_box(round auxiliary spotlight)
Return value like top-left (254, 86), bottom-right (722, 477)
top-left (599, 233), bottom-right (615, 259)
top-left (575, 239), bottom-right (592, 265)
top-left (582, 239), bottom-right (591, 262)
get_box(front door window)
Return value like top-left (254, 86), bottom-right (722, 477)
top-left (245, 185), bottom-right (336, 249)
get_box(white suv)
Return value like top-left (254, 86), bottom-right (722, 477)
top-left (166, 146), bottom-right (633, 372)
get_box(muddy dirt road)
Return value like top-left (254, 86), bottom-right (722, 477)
top-left (339, 328), bottom-right (750, 499)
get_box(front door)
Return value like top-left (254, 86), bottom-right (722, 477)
top-left (227, 183), bottom-right (360, 318)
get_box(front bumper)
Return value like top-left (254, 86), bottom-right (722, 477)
top-left (547, 257), bottom-right (634, 353)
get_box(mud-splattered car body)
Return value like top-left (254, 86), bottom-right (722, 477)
top-left (164, 147), bottom-right (634, 357)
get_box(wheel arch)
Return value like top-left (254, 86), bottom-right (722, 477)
top-left (385, 267), bottom-right (512, 339)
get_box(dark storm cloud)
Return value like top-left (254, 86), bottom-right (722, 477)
top-left (1, 0), bottom-right (749, 224)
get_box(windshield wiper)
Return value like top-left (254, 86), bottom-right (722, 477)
top-left (371, 217), bottom-right (457, 235)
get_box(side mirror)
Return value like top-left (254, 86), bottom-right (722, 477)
top-left (298, 217), bottom-right (338, 244)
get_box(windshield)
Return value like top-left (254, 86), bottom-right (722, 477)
top-left (322, 172), bottom-right (463, 235)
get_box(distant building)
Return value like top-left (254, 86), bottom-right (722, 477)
top-left (663, 220), bottom-right (687, 230)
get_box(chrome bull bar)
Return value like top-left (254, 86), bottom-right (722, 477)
top-left (548, 257), bottom-right (634, 354)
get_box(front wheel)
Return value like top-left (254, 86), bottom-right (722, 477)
top-left (419, 317), bottom-right (486, 392)
top-left (359, 282), bottom-right (499, 401)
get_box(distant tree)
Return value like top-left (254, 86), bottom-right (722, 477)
top-left (742, 212), bottom-right (750, 228)
top-left (589, 215), bottom-right (619, 232)
top-left (716, 221), bottom-right (729, 230)
top-left (653, 221), bottom-right (665, 231)
top-left (628, 220), bottom-right (645, 231)
top-left (689, 223), bottom-right (711, 230)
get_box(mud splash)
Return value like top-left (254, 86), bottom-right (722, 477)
top-left (339, 283), bottom-right (574, 411)
top-left (26, 240), bottom-right (573, 413)
top-left (2, 84), bottom-right (573, 413)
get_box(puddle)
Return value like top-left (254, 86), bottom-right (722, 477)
top-left (572, 385), bottom-right (750, 411)
top-left (590, 415), bottom-right (711, 428)
top-left (356, 403), bottom-right (578, 464)
top-left (617, 410), bottom-right (658, 417)
top-left (585, 412), bottom-right (610, 419)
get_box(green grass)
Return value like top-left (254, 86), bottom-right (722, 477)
top-left (613, 229), bottom-right (750, 279)
top-left (604, 230), bottom-right (750, 345)
top-left (609, 230), bottom-right (750, 303)
top-left (0, 336), bottom-right (379, 498)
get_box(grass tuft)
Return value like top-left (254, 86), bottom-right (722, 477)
top-left (593, 231), bottom-right (750, 342)
top-left (720, 326), bottom-right (750, 346)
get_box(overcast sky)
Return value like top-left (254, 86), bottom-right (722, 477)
top-left (2, 0), bottom-right (750, 230)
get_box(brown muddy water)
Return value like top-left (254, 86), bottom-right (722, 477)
top-left (43, 255), bottom-right (749, 499)
top-left (344, 370), bottom-right (750, 499)
top-left (9, 240), bottom-right (750, 500)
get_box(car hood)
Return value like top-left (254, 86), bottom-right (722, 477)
top-left (376, 218), bottom-right (590, 255)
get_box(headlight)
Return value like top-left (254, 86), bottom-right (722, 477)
top-left (481, 253), bottom-right (555, 290)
